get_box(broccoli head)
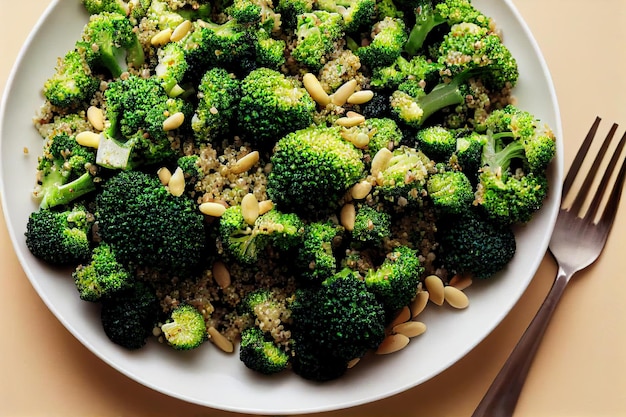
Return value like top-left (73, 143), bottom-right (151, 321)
top-left (426, 170), bottom-right (474, 215)
top-left (316, 0), bottom-right (377, 34)
top-left (274, 0), bottom-right (315, 29)
top-left (43, 50), bottom-right (100, 108)
top-left (356, 17), bottom-right (407, 69)
top-left (161, 304), bottom-right (208, 350)
top-left (352, 204), bottom-right (392, 246)
top-left (239, 327), bottom-right (290, 375)
top-left (296, 221), bottom-right (343, 283)
top-left (416, 125), bottom-right (457, 161)
top-left (291, 11), bottom-right (345, 71)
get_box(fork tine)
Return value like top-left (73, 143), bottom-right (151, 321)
top-left (562, 117), bottom-right (601, 197)
top-left (568, 122), bottom-right (619, 214)
top-left (586, 130), bottom-right (626, 220)
top-left (599, 156), bottom-right (626, 229)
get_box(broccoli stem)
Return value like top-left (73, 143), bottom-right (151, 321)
top-left (40, 172), bottom-right (96, 209)
top-left (405, 14), bottom-right (441, 56)
top-left (417, 80), bottom-right (465, 124)
top-left (95, 133), bottom-right (134, 170)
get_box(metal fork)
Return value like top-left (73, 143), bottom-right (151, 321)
top-left (471, 117), bottom-right (626, 417)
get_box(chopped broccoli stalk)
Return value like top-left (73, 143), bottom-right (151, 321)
top-left (161, 304), bottom-right (208, 350)
top-left (239, 327), bottom-right (290, 375)
top-left (73, 242), bottom-right (134, 302)
top-left (25, 204), bottom-right (94, 266)
top-left (426, 170), bottom-right (474, 214)
top-left (43, 50), bottom-right (100, 108)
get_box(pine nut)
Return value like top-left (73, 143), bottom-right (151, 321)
top-left (449, 274), bottom-right (473, 291)
top-left (347, 357), bottom-right (360, 369)
top-left (346, 111), bottom-right (363, 118)
top-left (87, 106), bottom-right (105, 131)
top-left (376, 333), bottom-right (410, 355)
top-left (340, 203), bottom-right (356, 231)
top-left (388, 306), bottom-right (411, 328)
top-left (371, 148), bottom-right (393, 177)
top-left (212, 260), bottom-right (231, 289)
top-left (170, 20), bottom-right (191, 42)
top-left (335, 115), bottom-right (365, 127)
top-left (199, 202), bottom-right (227, 217)
top-left (347, 90), bottom-right (374, 105)
top-left (76, 131), bottom-right (101, 149)
top-left (351, 181), bottom-right (372, 200)
top-left (208, 326), bottom-right (234, 353)
top-left (331, 79), bottom-right (357, 106)
top-left (444, 286), bottom-right (469, 309)
top-left (167, 166), bottom-right (185, 197)
top-left (353, 132), bottom-right (370, 149)
top-left (151, 28), bottom-right (173, 46)
top-left (410, 290), bottom-right (429, 318)
top-left (157, 166), bottom-right (172, 185)
top-left (424, 275), bottom-right (445, 306)
top-left (162, 112), bottom-right (184, 131)
top-left (241, 193), bottom-right (259, 225)
top-left (302, 73), bottom-right (331, 106)
top-left (230, 151), bottom-right (259, 174)
top-left (393, 321), bottom-right (426, 338)
top-left (258, 200), bottom-right (274, 215)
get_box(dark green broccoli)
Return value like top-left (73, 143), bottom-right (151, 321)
top-left (226, 0), bottom-right (281, 32)
top-left (191, 67), bottom-right (241, 143)
top-left (155, 42), bottom-right (189, 97)
top-left (97, 75), bottom-right (192, 170)
top-left (364, 245), bottom-right (422, 313)
top-left (176, 154), bottom-right (204, 188)
top-left (25, 204), bottom-right (94, 266)
top-left (274, 0), bottom-right (314, 28)
top-left (239, 327), bottom-right (290, 375)
top-left (267, 126), bottom-right (364, 213)
top-left (161, 304), bottom-right (208, 350)
top-left (426, 170), bottom-right (474, 214)
top-left (95, 170), bottom-right (207, 274)
top-left (76, 12), bottom-right (145, 78)
top-left (100, 282), bottom-right (160, 350)
top-left (359, 92), bottom-right (391, 119)
top-left (219, 206), bottom-right (305, 264)
top-left (42, 50), bottom-right (100, 108)
top-left (416, 125), bottom-right (457, 161)
top-left (453, 131), bottom-right (487, 182)
top-left (316, 0), bottom-right (377, 33)
top-left (296, 221), bottom-right (344, 283)
top-left (73, 242), bottom-right (134, 302)
top-left (352, 205), bottom-right (391, 245)
top-left (355, 17), bottom-right (407, 69)
top-left (404, 0), bottom-right (493, 56)
top-left (290, 269), bottom-right (386, 381)
top-left (436, 209), bottom-right (516, 279)
top-left (291, 11), bottom-right (345, 71)
top-left (35, 132), bottom-right (98, 209)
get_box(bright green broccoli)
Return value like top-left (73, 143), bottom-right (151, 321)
top-left (452, 131), bottom-right (487, 182)
top-left (274, 0), bottom-right (314, 28)
top-left (340, 117), bottom-right (402, 157)
top-left (364, 245), bottom-right (422, 313)
top-left (290, 268), bottom-right (386, 381)
top-left (416, 125), bottom-right (457, 161)
top-left (267, 126), bottom-right (364, 212)
top-left (291, 11), bottom-right (345, 71)
top-left (42, 50), bottom-right (100, 108)
top-left (355, 17), bottom-right (407, 69)
top-left (161, 304), bottom-right (208, 350)
top-left (316, 0), bottom-right (377, 33)
top-left (76, 12), bottom-right (145, 78)
top-left (226, 0), bottom-right (281, 32)
top-left (436, 209), bottom-right (516, 279)
top-left (352, 204), bottom-right (391, 246)
top-left (296, 221), bottom-right (343, 283)
top-left (370, 54), bottom-right (442, 91)
top-left (100, 282), bottom-right (160, 350)
top-left (81, 0), bottom-right (152, 20)
top-left (426, 170), bottom-right (474, 214)
top-left (254, 30), bottom-right (286, 69)
top-left (146, 0), bottom-right (211, 29)
top-left (239, 327), bottom-right (290, 375)
top-left (35, 132), bottom-right (98, 209)
top-left (155, 42), bottom-right (189, 97)
top-left (25, 204), bottom-right (94, 266)
top-left (95, 170), bottom-right (207, 274)
top-left (73, 242), bottom-right (134, 302)
top-left (191, 67), bottom-right (240, 143)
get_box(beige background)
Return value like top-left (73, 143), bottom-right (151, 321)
top-left (1, 1), bottom-right (626, 416)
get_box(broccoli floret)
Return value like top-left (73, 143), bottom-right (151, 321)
top-left (161, 304), bottom-right (208, 350)
top-left (274, 0), bottom-right (314, 28)
top-left (340, 117), bottom-right (402, 157)
top-left (376, 0), bottom-right (404, 20)
top-left (254, 30), bottom-right (286, 69)
top-left (267, 126), bottom-right (364, 213)
top-left (76, 12), bottom-right (145, 78)
top-left (453, 131), bottom-right (487, 181)
top-left (219, 206), bottom-right (305, 264)
top-left (355, 17), bottom-right (407, 69)
top-left (34, 132), bottom-right (98, 209)
top-left (436, 209), bottom-right (516, 279)
top-left (359, 92), bottom-right (391, 119)
top-left (364, 245), bottom-right (422, 313)
top-left (73, 242), bottom-right (134, 302)
top-left (98, 75), bottom-right (192, 170)
top-left (404, 0), bottom-right (493, 56)
top-left (316, 0), bottom-right (377, 34)
top-left (155, 42), bottom-right (189, 97)
top-left (296, 221), bottom-right (342, 283)
top-left (42, 50), bottom-right (100, 108)
top-left (352, 205), bottom-right (391, 245)
top-left (237, 68), bottom-right (315, 145)
top-left (100, 282), bottom-right (160, 350)
top-left (291, 11), bottom-right (345, 71)
top-left (370, 55), bottom-right (442, 91)
top-left (25, 204), bottom-right (94, 266)
top-left (239, 327), bottom-right (290, 375)
top-left (176, 154), bottom-right (204, 187)
top-left (426, 170), bottom-right (474, 214)
top-left (374, 145), bottom-right (436, 206)
top-left (81, 0), bottom-right (152, 20)
top-left (95, 170), bottom-right (207, 274)
top-left (416, 125), bottom-right (457, 161)
top-left (191, 68), bottom-right (241, 143)
top-left (290, 269), bottom-right (386, 381)
top-left (226, 0), bottom-right (281, 32)
top-left (146, 0), bottom-right (211, 29)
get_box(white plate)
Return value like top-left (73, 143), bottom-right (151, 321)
top-left (0, 1), bottom-right (563, 414)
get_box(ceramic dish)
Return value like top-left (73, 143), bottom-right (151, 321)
top-left (0, 0), bottom-right (563, 414)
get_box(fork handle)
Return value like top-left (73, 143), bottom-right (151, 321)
top-left (471, 267), bottom-right (570, 417)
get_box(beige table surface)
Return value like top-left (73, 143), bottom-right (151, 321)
top-left (2, 1), bottom-right (626, 416)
